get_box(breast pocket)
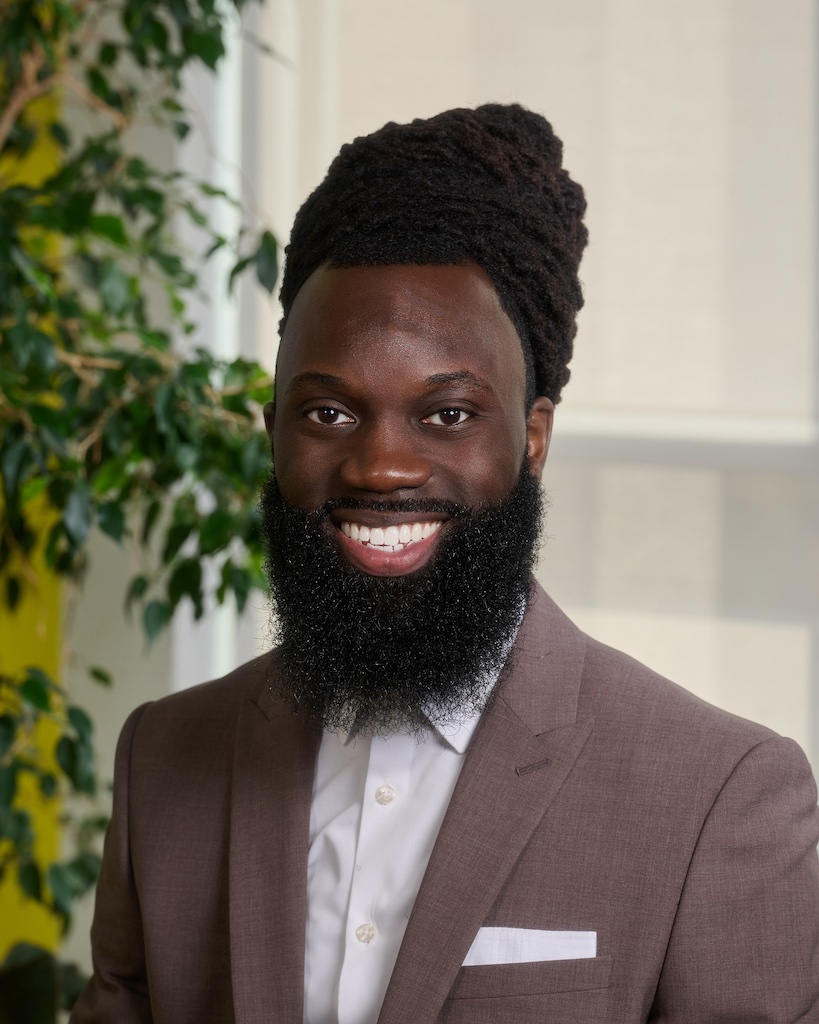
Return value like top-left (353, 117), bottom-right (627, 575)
top-left (438, 956), bottom-right (613, 1023)
top-left (447, 955), bottom-right (613, 1000)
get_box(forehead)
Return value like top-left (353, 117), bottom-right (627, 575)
top-left (276, 262), bottom-right (527, 398)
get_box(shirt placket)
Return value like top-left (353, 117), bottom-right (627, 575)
top-left (337, 733), bottom-right (415, 1024)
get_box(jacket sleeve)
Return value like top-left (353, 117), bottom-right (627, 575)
top-left (651, 735), bottom-right (819, 1022)
top-left (70, 703), bottom-right (153, 1024)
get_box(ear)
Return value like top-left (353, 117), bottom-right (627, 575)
top-left (525, 396), bottom-right (553, 478)
top-left (263, 401), bottom-right (276, 457)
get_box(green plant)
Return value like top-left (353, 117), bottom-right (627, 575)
top-left (0, 1), bottom-right (275, 1018)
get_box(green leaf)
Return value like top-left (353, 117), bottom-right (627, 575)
top-left (18, 861), bottom-right (42, 902)
top-left (167, 558), bottom-right (203, 616)
top-left (55, 737), bottom-right (78, 788)
top-left (6, 576), bottom-right (22, 612)
top-left (55, 735), bottom-right (95, 796)
top-left (58, 959), bottom-right (88, 1012)
top-left (141, 500), bottom-right (161, 545)
top-left (91, 458), bottom-right (128, 495)
top-left (90, 214), bottom-right (128, 246)
top-left (162, 522), bottom-right (193, 563)
top-left (50, 121), bottom-right (71, 148)
top-left (199, 510), bottom-right (232, 555)
top-left (20, 476), bottom-right (48, 504)
top-left (47, 864), bottom-right (74, 918)
top-left (39, 773), bottom-right (57, 799)
top-left (20, 674), bottom-right (50, 712)
top-left (182, 27), bottom-right (225, 69)
top-left (240, 432), bottom-right (269, 486)
top-left (99, 42), bottom-right (118, 66)
top-left (154, 380), bottom-right (173, 435)
top-left (87, 66), bottom-right (112, 103)
top-left (0, 765), bottom-right (18, 809)
top-left (223, 562), bottom-right (251, 613)
top-left (228, 254), bottom-right (253, 293)
top-left (67, 852), bottom-right (101, 892)
top-left (63, 487), bottom-right (92, 546)
top-left (2, 807), bottom-right (33, 849)
top-left (64, 191), bottom-right (95, 232)
top-left (67, 707), bottom-right (93, 743)
top-left (89, 666), bottom-right (113, 687)
top-left (99, 261), bottom-right (130, 315)
top-left (0, 715), bottom-right (15, 759)
top-left (2, 439), bottom-right (29, 496)
top-left (125, 575), bottom-right (150, 614)
top-left (0, 943), bottom-right (58, 1023)
top-left (255, 230), bottom-right (279, 293)
top-left (143, 600), bottom-right (171, 645)
top-left (97, 502), bottom-right (125, 542)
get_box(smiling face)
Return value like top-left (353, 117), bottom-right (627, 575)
top-left (266, 262), bottom-right (553, 577)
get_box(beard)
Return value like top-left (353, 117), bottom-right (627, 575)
top-left (260, 463), bottom-right (544, 735)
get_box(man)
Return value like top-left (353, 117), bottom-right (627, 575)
top-left (73, 104), bottom-right (819, 1023)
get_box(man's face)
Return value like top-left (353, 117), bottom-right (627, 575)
top-left (266, 261), bottom-right (553, 575)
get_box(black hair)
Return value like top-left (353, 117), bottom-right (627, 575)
top-left (279, 103), bottom-right (587, 405)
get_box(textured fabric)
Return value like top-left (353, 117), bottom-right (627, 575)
top-left (71, 584), bottom-right (819, 1024)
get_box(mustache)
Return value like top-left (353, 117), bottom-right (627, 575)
top-left (315, 496), bottom-right (470, 517)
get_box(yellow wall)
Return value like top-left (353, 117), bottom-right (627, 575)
top-left (0, 91), bottom-right (63, 958)
top-left (0, 532), bottom-right (62, 958)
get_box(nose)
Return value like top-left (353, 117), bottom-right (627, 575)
top-left (339, 420), bottom-right (431, 496)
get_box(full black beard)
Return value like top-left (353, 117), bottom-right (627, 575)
top-left (260, 464), bottom-right (544, 734)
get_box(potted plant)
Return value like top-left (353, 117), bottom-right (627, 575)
top-left (0, 2), bottom-right (275, 1018)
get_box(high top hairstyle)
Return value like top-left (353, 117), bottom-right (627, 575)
top-left (279, 103), bottom-right (587, 405)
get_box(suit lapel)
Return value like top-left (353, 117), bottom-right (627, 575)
top-left (228, 655), bottom-right (320, 1024)
top-left (378, 585), bottom-right (594, 1024)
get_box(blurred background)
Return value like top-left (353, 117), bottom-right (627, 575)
top-left (34, 0), bottom-right (819, 970)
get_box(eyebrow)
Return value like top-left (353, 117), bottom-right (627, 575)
top-left (284, 369), bottom-right (495, 394)
top-left (285, 372), bottom-right (347, 394)
top-left (424, 371), bottom-right (495, 393)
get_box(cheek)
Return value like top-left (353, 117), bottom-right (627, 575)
top-left (271, 427), bottom-right (330, 508)
top-left (434, 432), bottom-right (525, 506)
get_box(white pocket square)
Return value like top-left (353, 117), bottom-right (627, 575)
top-left (463, 927), bottom-right (597, 966)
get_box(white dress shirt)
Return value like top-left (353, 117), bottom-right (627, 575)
top-left (303, 708), bottom-right (484, 1024)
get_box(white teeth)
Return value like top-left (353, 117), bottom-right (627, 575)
top-left (339, 520), bottom-right (442, 550)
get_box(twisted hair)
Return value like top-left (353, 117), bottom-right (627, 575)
top-left (280, 103), bottom-right (587, 404)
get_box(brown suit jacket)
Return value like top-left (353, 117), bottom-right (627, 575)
top-left (72, 585), bottom-right (819, 1023)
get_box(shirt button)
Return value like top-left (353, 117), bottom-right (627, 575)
top-left (355, 922), bottom-right (376, 944)
top-left (375, 784), bottom-right (395, 805)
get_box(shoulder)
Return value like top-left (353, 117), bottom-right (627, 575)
top-left (524, 584), bottom-right (808, 789)
top-left (119, 650), bottom-right (297, 767)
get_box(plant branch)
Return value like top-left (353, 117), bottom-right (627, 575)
top-left (60, 72), bottom-right (130, 133)
top-left (55, 349), bottom-right (123, 372)
top-left (0, 49), bottom-right (55, 155)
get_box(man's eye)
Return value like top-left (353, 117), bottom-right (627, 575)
top-left (306, 407), bottom-right (354, 425)
top-left (424, 408), bottom-right (471, 426)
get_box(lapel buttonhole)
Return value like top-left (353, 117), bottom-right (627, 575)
top-left (515, 757), bottom-right (552, 777)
